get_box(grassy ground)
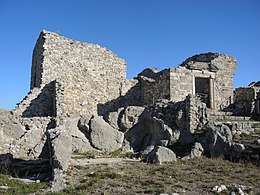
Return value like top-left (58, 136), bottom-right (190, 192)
top-left (0, 156), bottom-right (259, 195)
top-left (63, 157), bottom-right (259, 195)
top-left (0, 173), bottom-right (48, 195)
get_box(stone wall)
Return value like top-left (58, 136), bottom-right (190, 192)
top-left (211, 54), bottom-right (237, 110)
top-left (15, 82), bottom-right (55, 117)
top-left (138, 68), bottom-right (170, 105)
top-left (15, 32), bottom-right (238, 118)
top-left (186, 95), bottom-right (208, 133)
top-left (136, 53), bottom-right (237, 111)
top-left (255, 91), bottom-right (260, 119)
top-left (169, 67), bottom-right (193, 102)
top-left (179, 53), bottom-right (237, 110)
top-left (234, 83), bottom-right (260, 116)
top-left (17, 30), bottom-right (127, 117)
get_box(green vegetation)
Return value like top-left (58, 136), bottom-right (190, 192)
top-left (0, 173), bottom-right (49, 195)
top-left (0, 156), bottom-right (259, 194)
top-left (252, 122), bottom-right (260, 128)
top-left (61, 157), bottom-right (259, 194)
top-left (71, 150), bottom-right (96, 159)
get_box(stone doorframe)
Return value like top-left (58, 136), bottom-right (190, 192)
top-left (192, 70), bottom-right (215, 109)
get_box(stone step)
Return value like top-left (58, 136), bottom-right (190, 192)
top-left (209, 115), bottom-right (251, 121)
top-left (207, 110), bottom-right (233, 116)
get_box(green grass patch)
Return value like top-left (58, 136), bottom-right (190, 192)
top-left (0, 173), bottom-right (49, 195)
top-left (72, 150), bottom-right (96, 159)
top-left (252, 123), bottom-right (260, 128)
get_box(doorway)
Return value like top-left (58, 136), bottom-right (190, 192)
top-left (195, 77), bottom-right (210, 107)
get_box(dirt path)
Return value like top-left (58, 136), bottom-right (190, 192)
top-left (70, 157), bottom-right (140, 166)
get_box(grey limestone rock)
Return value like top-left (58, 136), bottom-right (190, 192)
top-left (231, 143), bottom-right (245, 161)
top-left (49, 127), bottom-right (72, 171)
top-left (118, 106), bottom-right (145, 132)
top-left (50, 168), bottom-right (66, 192)
top-left (105, 107), bottom-right (124, 129)
top-left (202, 122), bottom-right (233, 157)
top-left (77, 114), bottom-right (93, 138)
top-left (89, 115), bottom-right (124, 152)
top-left (123, 117), bottom-right (173, 152)
top-left (191, 142), bottom-right (204, 158)
top-left (65, 117), bottom-right (96, 153)
top-left (143, 146), bottom-right (177, 164)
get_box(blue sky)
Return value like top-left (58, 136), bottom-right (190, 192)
top-left (0, 0), bottom-right (259, 110)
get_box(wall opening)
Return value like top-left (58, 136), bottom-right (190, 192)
top-left (195, 77), bottom-right (211, 108)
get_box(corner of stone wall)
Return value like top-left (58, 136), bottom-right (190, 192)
top-left (185, 94), bottom-right (208, 133)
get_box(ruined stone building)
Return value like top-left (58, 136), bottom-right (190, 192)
top-left (14, 30), bottom-right (242, 119)
top-left (137, 53), bottom-right (236, 110)
top-left (1, 30), bottom-right (259, 189)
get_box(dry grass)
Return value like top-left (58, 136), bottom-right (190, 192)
top-left (60, 157), bottom-right (260, 195)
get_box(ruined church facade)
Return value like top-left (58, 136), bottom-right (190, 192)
top-left (15, 31), bottom-right (238, 118)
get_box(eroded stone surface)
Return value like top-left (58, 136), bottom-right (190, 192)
top-left (89, 115), bottom-right (124, 152)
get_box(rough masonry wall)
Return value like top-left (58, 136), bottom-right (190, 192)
top-left (234, 85), bottom-right (260, 116)
top-left (28, 30), bottom-right (126, 117)
top-left (169, 67), bottom-right (193, 102)
top-left (179, 53), bottom-right (237, 110)
top-left (138, 69), bottom-right (170, 105)
top-left (211, 54), bottom-right (236, 110)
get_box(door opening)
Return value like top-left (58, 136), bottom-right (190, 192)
top-left (195, 77), bottom-right (211, 108)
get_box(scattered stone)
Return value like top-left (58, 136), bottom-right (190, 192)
top-left (0, 185), bottom-right (10, 190)
top-left (143, 146), bottom-right (177, 164)
top-left (190, 142), bottom-right (204, 158)
top-left (212, 185), bottom-right (227, 193)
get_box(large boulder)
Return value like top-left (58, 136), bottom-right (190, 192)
top-left (181, 142), bottom-right (204, 160)
top-left (231, 143), bottom-right (246, 162)
top-left (123, 117), bottom-right (174, 152)
top-left (201, 122), bottom-right (233, 157)
top-left (89, 115), bottom-right (124, 152)
top-left (143, 146), bottom-right (177, 164)
top-left (65, 117), bottom-right (97, 153)
top-left (118, 106), bottom-right (145, 132)
top-left (49, 127), bottom-right (72, 171)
